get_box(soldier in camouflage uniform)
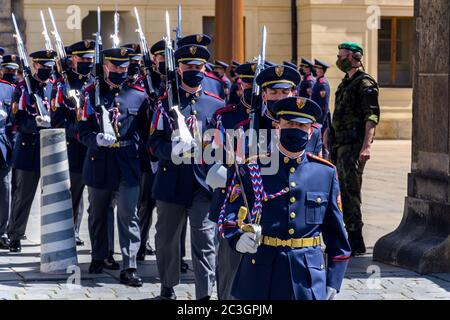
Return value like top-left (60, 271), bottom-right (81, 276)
top-left (327, 42), bottom-right (380, 256)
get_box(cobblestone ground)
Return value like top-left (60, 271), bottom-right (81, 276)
top-left (1, 140), bottom-right (449, 300)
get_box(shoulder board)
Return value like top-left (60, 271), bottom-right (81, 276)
top-left (319, 77), bottom-right (327, 84)
top-left (128, 83), bottom-right (145, 92)
top-left (204, 90), bottom-right (224, 102)
top-left (234, 118), bottom-right (250, 130)
top-left (307, 153), bottom-right (335, 167)
top-left (0, 79), bottom-right (13, 86)
top-left (205, 72), bottom-right (222, 82)
top-left (215, 104), bottom-right (237, 116)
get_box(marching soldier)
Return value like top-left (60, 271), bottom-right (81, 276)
top-left (228, 60), bottom-right (241, 105)
top-left (311, 59), bottom-right (331, 134)
top-left (122, 43), bottom-right (158, 260)
top-left (212, 60), bottom-right (232, 101)
top-left (150, 40), bottom-right (167, 97)
top-left (206, 62), bottom-right (257, 300)
top-left (220, 96), bottom-right (351, 300)
top-left (7, 50), bottom-right (55, 252)
top-left (0, 54), bottom-right (18, 249)
top-left (298, 58), bottom-right (316, 99)
top-left (50, 40), bottom-right (95, 247)
top-left (78, 47), bottom-right (147, 286)
top-left (328, 42), bottom-right (380, 256)
top-left (149, 44), bottom-right (225, 300)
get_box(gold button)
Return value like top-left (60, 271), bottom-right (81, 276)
top-left (115, 93), bottom-right (119, 97)
top-left (118, 123), bottom-right (122, 127)
top-left (21, 142), bottom-right (26, 146)
top-left (289, 229), bottom-right (295, 235)
top-left (251, 259), bottom-right (256, 265)
top-left (320, 264), bottom-right (325, 270)
top-left (221, 189), bottom-right (226, 194)
top-left (290, 212), bottom-right (296, 219)
top-left (67, 142), bottom-right (70, 145)
top-left (291, 182), bottom-right (296, 188)
top-left (91, 157), bottom-right (95, 161)
top-left (290, 197), bottom-right (296, 203)
top-left (163, 167), bottom-right (167, 172)
top-left (290, 167), bottom-right (295, 174)
top-left (191, 100), bottom-right (196, 105)
top-left (316, 197), bottom-right (322, 204)
top-left (284, 157), bottom-right (289, 164)
top-left (297, 158), bottom-right (302, 164)
top-left (192, 110), bottom-right (198, 115)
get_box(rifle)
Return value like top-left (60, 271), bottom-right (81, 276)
top-left (174, 0), bottom-right (182, 49)
top-left (40, 11), bottom-right (53, 52)
top-left (48, 8), bottom-right (80, 111)
top-left (133, 7), bottom-right (156, 98)
top-left (11, 13), bottom-right (51, 126)
top-left (110, 10), bottom-right (120, 49)
top-left (93, 7), bottom-right (116, 138)
top-left (248, 26), bottom-right (267, 151)
top-left (163, 10), bottom-right (193, 145)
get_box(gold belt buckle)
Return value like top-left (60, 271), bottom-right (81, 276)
top-left (109, 142), bottom-right (119, 148)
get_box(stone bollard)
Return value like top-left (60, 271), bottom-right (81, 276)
top-left (40, 129), bottom-right (78, 273)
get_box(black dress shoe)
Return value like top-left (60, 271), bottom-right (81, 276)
top-left (9, 240), bottom-right (21, 253)
top-left (75, 236), bottom-right (85, 246)
top-left (120, 269), bottom-right (143, 287)
top-left (159, 286), bottom-right (177, 300)
top-left (103, 251), bottom-right (120, 270)
top-left (180, 259), bottom-right (189, 273)
top-left (348, 229), bottom-right (366, 256)
top-left (145, 242), bottom-right (155, 255)
top-left (0, 237), bottom-right (10, 250)
top-left (89, 260), bottom-right (104, 274)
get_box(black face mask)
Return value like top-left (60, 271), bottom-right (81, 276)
top-left (2, 73), bottom-right (17, 84)
top-left (213, 71), bottom-right (222, 78)
top-left (128, 63), bottom-right (140, 77)
top-left (299, 68), bottom-right (306, 76)
top-left (230, 70), bottom-right (237, 78)
top-left (266, 100), bottom-right (277, 116)
top-left (243, 88), bottom-right (253, 105)
top-left (108, 71), bottom-right (127, 86)
top-left (37, 68), bottom-right (52, 81)
top-left (182, 70), bottom-right (205, 88)
top-left (76, 62), bottom-right (93, 76)
top-left (280, 128), bottom-right (309, 153)
top-left (158, 62), bottom-right (166, 75)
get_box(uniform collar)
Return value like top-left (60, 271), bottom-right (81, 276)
top-left (278, 146), bottom-right (307, 166)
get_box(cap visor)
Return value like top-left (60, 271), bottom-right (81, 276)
top-left (80, 53), bottom-right (95, 59)
top-left (40, 61), bottom-right (56, 67)
top-left (110, 61), bottom-right (130, 68)
top-left (267, 83), bottom-right (294, 90)
top-left (181, 60), bottom-right (205, 66)
top-left (281, 115), bottom-right (314, 124)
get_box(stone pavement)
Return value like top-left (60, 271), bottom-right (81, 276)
top-left (0, 140), bottom-right (449, 300)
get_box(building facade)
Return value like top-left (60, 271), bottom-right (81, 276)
top-left (4, 0), bottom-right (413, 138)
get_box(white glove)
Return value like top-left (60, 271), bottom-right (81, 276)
top-left (172, 136), bottom-right (197, 157)
top-left (236, 232), bottom-right (258, 254)
top-left (96, 133), bottom-right (117, 147)
top-left (206, 164), bottom-right (227, 190)
top-left (326, 286), bottom-right (337, 300)
top-left (35, 115), bottom-right (51, 128)
top-left (0, 109), bottom-right (7, 121)
top-left (151, 161), bottom-right (159, 174)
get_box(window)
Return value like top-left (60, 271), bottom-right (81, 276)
top-left (378, 17), bottom-right (413, 87)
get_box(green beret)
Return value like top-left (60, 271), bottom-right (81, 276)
top-left (338, 42), bottom-right (364, 55)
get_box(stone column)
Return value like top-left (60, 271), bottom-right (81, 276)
top-left (373, 0), bottom-right (450, 274)
top-left (0, 0), bottom-right (24, 53)
top-left (214, 0), bottom-right (244, 63)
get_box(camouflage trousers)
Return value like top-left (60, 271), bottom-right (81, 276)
top-left (331, 143), bottom-right (366, 232)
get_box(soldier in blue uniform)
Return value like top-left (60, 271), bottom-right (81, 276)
top-left (150, 40), bottom-right (166, 97)
top-left (311, 59), bottom-right (331, 133)
top-left (228, 60), bottom-right (241, 105)
top-left (149, 44), bottom-right (225, 300)
top-left (0, 54), bottom-right (18, 249)
top-left (206, 62), bottom-right (256, 300)
top-left (122, 43), bottom-right (158, 261)
top-left (50, 40), bottom-right (95, 247)
top-left (219, 96), bottom-right (351, 300)
top-left (78, 47), bottom-right (148, 287)
top-left (298, 58), bottom-right (316, 98)
top-left (213, 60), bottom-right (232, 102)
top-left (7, 50), bottom-right (55, 252)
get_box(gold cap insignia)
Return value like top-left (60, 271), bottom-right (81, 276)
top-left (190, 46), bottom-right (197, 56)
top-left (46, 50), bottom-right (52, 58)
top-left (275, 66), bottom-right (284, 78)
top-left (296, 97), bottom-right (306, 109)
top-left (120, 48), bottom-right (127, 56)
top-left (196, 35), bottom-right (203, 44)
top-left (84, 40), bottom-right (91, 48)
top-left (11, 55), bottom-right (17, 62)
top-left (251, 64), bottom-right (257, 73)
